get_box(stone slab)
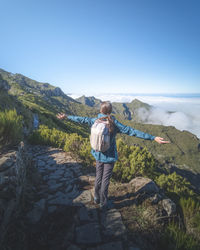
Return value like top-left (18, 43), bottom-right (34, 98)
top-left (76, 223), bottom-right (101, 244)
top-left (78, 207), bottom-right (98, 222)
top-left (101, 209), bottom-right (126, 238)
top-left (26, 198), bottom-right (46, 223)
top-left (87, 241), bottom-right (123, 250)
top-left (73, 190), bottom-right (92, 205)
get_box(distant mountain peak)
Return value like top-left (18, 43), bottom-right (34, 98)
top-left (76, 95), bottom-right (102, 108)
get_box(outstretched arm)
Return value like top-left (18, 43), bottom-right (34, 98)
top-left (114, 119), bottom-right (170, 144)
top-left (56, 113), bottom-right (95, 126)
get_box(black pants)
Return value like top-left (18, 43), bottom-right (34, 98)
top-left (94, 161), bottom-right (114, 206)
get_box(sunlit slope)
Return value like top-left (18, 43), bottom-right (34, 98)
top-left (115, 117), bottom-right (200, 173)
top-left (0, 68), bottom-right (98, 137)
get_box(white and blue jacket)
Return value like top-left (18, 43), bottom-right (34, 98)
top-left (67, 113), bottom-right (155, 163)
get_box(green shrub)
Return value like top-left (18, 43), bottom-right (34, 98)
top-left (29, 125), bottom-right (67, 147)
top-left (155, 172), bottom-right (194, 201)
top-left (0, 109), bottom-right (23, 146)
top-left (113, 139), bottom-right (157, 182)
top-left (179, 197), bottom-right (200, 240)
top-left (159, 222), bottom-right (199, 250)
top-left (29, 125), bottom-right (94, 166)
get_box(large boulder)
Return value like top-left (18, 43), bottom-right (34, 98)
top-left (129, 177), bottom-right (159, 195)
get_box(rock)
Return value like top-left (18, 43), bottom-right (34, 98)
top-left (47, 194), bottom-right (55, 200)
top-left (48, 191), bottom-right (72, 205)
top-left (90, 188), bottom-right (95, 199)
top-left (0, 77), bottom-right (10, 90)
top-left (26, 198), bottom-right (46, 223)
top-left (46, 159), bottom-right (56, 165)
top-left (46, 165), bottom-right (58, 171)
top-left (47, 180), bottom-right (57, 186)
top-left (48, 196), bottom-right (72, 205)
top-left (54, 169), bottom-right (65, 176)
top-left (37, 160), bottom-right (46, 168)
top-left (129, 247), bottom-right (141, 250)
top-left (87, 241), bottom-right (123, 250)
top-left (48, 205), bottom-right (57, 213)
top-left (79, 175), bottom-right (89, 182)
top-left (149, 193), bottom-right (162, 205)
top-left (67, 185), bottom-right (80, 199)
top-left (43, 175), bottom-right (49, 181)
top-left (161, 198), bottom-right (176, 216)
top-left (129, 177), bottom-right (159, 194)
top-left (101, 208), bottom-right (126, 239)
top-left (76, 223), bottom-right (101, 244)
top-left (0, 156), bottom-right (15, 172)
top-left (78, 207), bottom-right (98, 222)
top-left (73, 190), bottom-right (92, 205)
top-left (89, 176), bottom-right (96, 183)
top-left (64, 170), bottom-right (74, 178)
top-left (68, 245), bottom-right (81, 250)
top-left (65, 184), bottom-right (73, 193)
top-left (48, 174), bottom-right (60, 180)
top-left (48, 182), bottom-right (63, 191)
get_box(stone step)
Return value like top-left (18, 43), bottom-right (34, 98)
top-left (101, 208), bottom-right (127, 240)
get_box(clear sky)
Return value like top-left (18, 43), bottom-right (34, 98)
top-left (1, 0), bottom-right (200, 95)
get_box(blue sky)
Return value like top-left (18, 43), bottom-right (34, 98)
top-left (1, 0), bottom-right (200, 94)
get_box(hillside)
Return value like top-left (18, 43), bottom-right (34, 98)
top-left (0, 68), bottom-right (98, 117)
top-left (115, 117), bottom-right (200, 174)
top-left (0, 68), bottom-right (98, 140)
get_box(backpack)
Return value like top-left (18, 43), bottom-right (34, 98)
top-left (90, 117), bottom-right (110, 152)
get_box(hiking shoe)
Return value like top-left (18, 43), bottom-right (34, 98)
top-left (94, 197), bottom-right (100, 204)
top-left (100, 200), bottom-right (114, 210)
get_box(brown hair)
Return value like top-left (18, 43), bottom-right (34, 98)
top-left (100, 101), bottom-right (115, 133)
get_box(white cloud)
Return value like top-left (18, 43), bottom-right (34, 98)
top-left (68, 93), bottom-right (200, 138)
top-left (137, 107), bottom-right (196, 134)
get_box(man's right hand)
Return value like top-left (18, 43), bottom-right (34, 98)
top-left (56, 113), bottom-right (67, 120)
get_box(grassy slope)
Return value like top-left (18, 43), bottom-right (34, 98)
top-left (115, 116), bottom-right (200, 173)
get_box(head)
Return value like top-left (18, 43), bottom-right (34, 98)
top-left (100, 101), bottom-right (115, 133)
top-left (100, 101), bottom-right (112, 115)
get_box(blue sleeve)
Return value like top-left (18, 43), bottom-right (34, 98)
top-left (67, 115), bottom-right (96, 127)
top-left (114, 119), bottom-right (155, 140)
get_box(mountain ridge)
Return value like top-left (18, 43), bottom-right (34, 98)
top-left (0, 68), bottom-right (200, 174)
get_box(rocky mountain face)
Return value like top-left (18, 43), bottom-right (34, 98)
top-left (112, 99), bottom-right (151, 121)
top-left (76, 95), bottom-right (102, 109)
top-left (0, 73), bottom-right (10, 91)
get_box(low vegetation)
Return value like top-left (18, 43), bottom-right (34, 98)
top-left (113, 139), bottom-right (157, 181)
top-left (0, 109), bottom-right (23, 147)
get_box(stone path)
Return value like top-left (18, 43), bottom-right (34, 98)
top-left (25, 145), bottom-right (140, 250)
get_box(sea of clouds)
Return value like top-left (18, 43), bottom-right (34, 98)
top-left (69, 93), bottom-right (200, 138)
